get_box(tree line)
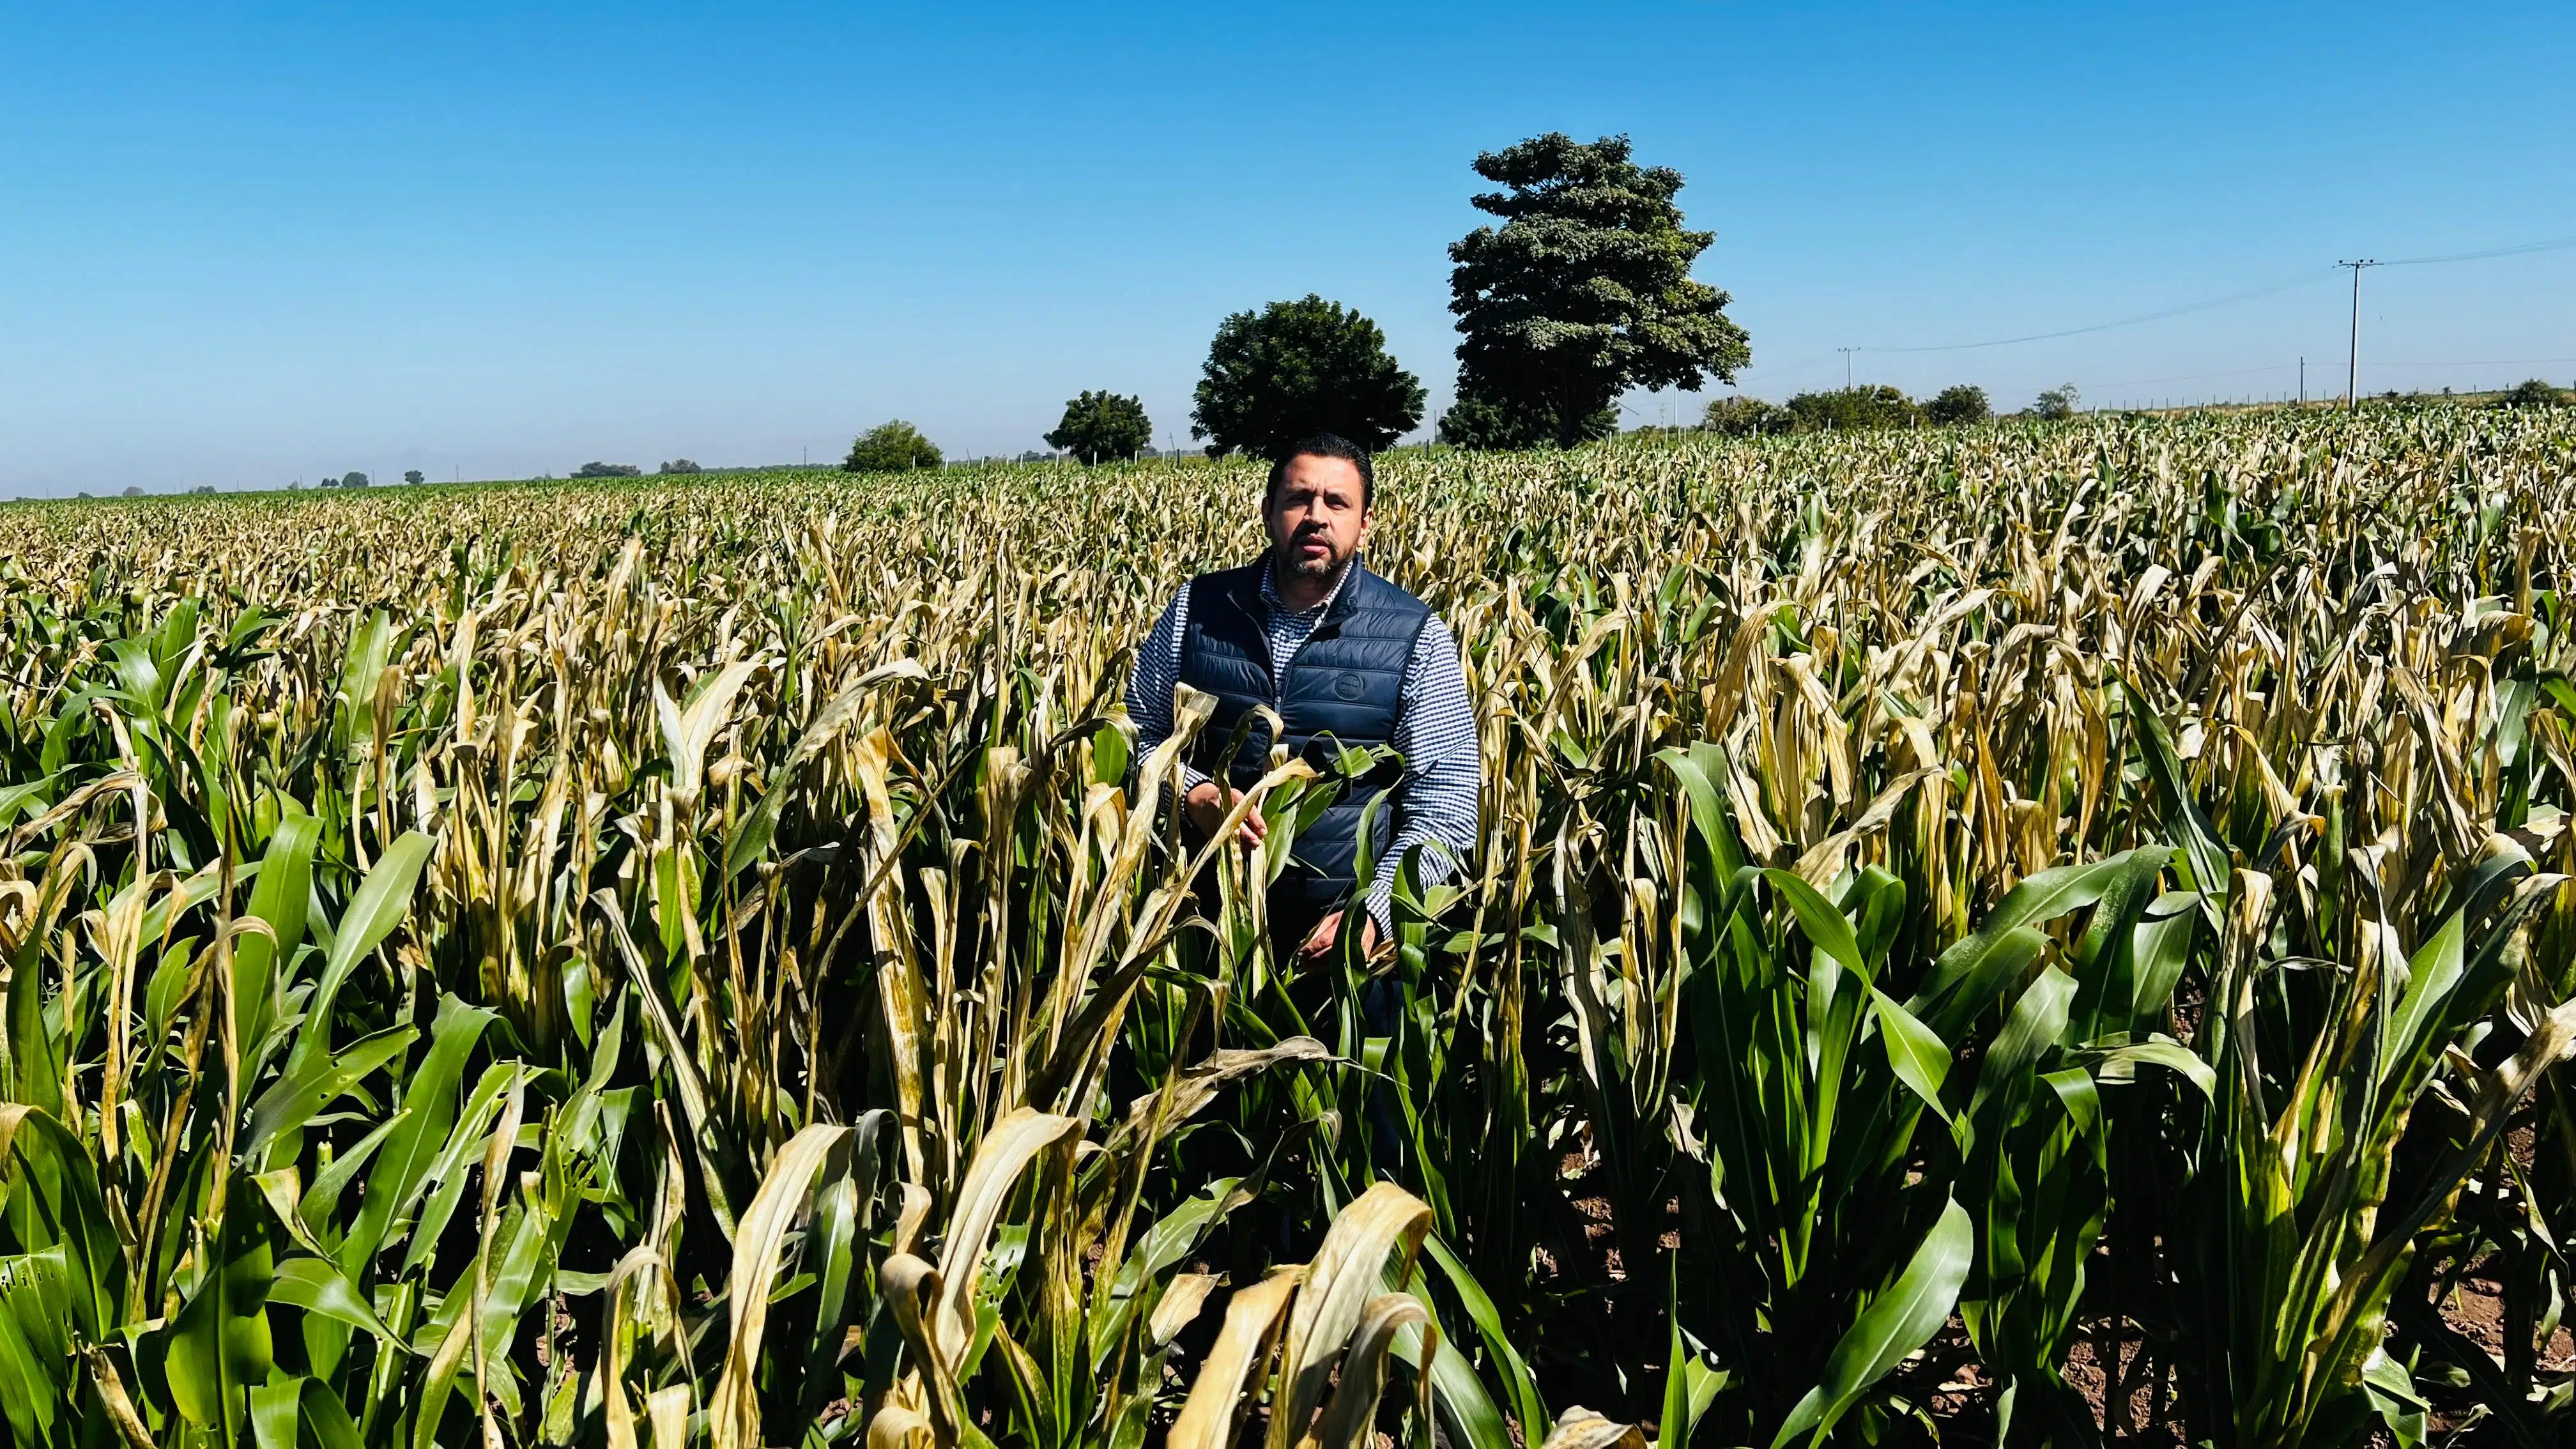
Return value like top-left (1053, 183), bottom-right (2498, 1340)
top-left (847, 133), bottom-right (1750, 471)
top-left (836, 132), bottom-right (2576, 471)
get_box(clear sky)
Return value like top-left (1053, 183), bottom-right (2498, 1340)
top-left (4, 2), bottom-right (2572, 494)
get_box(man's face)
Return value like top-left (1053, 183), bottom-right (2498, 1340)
top-left (1264, 454), bottom-right (1370, 582)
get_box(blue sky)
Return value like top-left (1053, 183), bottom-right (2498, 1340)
top-left (3, 2), bottom-right (2571, 494)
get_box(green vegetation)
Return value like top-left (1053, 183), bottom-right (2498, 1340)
top-left (1924, 383), bottom-right (1989, 424)
top-left (1192, 295), bottom-right (1424, 456)
top-left (0, 408), bottom-right (2572, 1449)
top-left (1445, 134), bottom-right (1747, 449)
top-left (844, 418), bottom-right (943, 471)
top-left (1701, 394), bottom-right (1791, 436)
top-left (1046, 390), bottom-right (1154, 464)
top-left (1786, 384), bottom-right (1919, 432)
top-left (574, 461), bottom-right (643, 477)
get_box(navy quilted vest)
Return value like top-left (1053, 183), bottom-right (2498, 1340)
top-left (1177, 559), bottom-right (1431, 906)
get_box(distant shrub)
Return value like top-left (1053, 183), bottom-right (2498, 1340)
top-left (1786, 385), bottom-right (1918, 433)
top-left (404, 470), bottom-right (425, 485)
top-left (659, 459), bottom-right (703, 475)
top-left (1924, 384), bottom-right (1991, 425)
top-left (1700, 395), bottom-right (1791, 436)
top-left (123, 486), bottom-right (146, 498)
top-left (2029, 385), bottom-right (2082, 420)
top-left (574, 462), bottom-right (642, 478)
top-left (342, 471), bottom-right (370, 488)
top-left (845, 421), bottom-right (943, 473)
top-left (2497, 378), bottom-right (2567, 408)
top-left (192, 485), bottom-right (216, 495)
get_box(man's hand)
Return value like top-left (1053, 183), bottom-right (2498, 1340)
top-left (1296, 909), bottom-right (1381, 963)
top-left (1185, 779), bottom-right (1266, 847)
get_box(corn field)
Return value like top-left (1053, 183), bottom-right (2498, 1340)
top-left (0, 408), bottom-right (2571, 1449)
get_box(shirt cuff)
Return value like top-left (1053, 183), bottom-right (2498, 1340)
top-left (1363, 885), bottom-right (1394, 941)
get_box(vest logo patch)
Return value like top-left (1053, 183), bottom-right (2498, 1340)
top-left (1332, 671), bottom-right (1367, 701)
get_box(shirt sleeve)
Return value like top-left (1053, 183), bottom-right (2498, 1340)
top-left (1365, 614), bottom-right (1481, 936)
top-left (1125, 588), bottom-right (1210, 797)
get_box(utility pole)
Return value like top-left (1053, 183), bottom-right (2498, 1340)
top-left (2298, 356), bottom-right (2304, 405)
top-left (2337, 259), bottom-right (2377, 408)
top-left (1837, 348), bottom-right (1859, 390)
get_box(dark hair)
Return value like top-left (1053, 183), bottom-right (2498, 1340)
top-left (1264, 433), bottom-right (1374, 507)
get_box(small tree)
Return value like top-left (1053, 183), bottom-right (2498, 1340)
top-left (1448, 133), bottom-right (1750, 448)
top-left (1192, 296), bottom-right (1423, 456)
top-left (342, 471), bottom-right (369, 488)
top-left (1700, 395), bottom-right (1791, 437)
top-left (573, 462), bottom-right (642, 478)
top-left (2030, 385), bottom-right (2081, 420)
top-left (123, 486), bottom-right (146, 498)
top-left (404, 470), bottom-right (425, 485)
top-left (1924, 385), bottom-right (1991, 425)
top-left (2497, 378), bottom-right (2566, 408)
top-left (845, 421), bottom-right (943, 473)
top-left (1047, 391), bottom-right (1154, 464)
top-left (659, 459), bottom-right (703, 475)
top-left (1785, 385), bottom-right (1918, 433)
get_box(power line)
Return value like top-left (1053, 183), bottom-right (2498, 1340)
top-left (2380, 233), bottom-right (2576, 266)
top-left (2341, 353), bottom-right (2576, 371)
top-left (1838, 226), bottom-right (2576, 358)
top-left (1863, 268), bottom-right (2338, 354)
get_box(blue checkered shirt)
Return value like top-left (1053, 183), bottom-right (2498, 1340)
top-left (1126, 558), bottom-right (1480, 935)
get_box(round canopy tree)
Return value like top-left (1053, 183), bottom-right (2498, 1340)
top-left (1191, 296), bottom-right (1423, 457)
top-left (1046, 391), bottom-right (1153, 464)
top-left (845, 421), bottom-right (942, 473)
top-left (1924, 385), bottom-right (1991, 425)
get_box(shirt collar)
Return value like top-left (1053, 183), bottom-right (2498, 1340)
top-left (1261, 553), bottom-right (1359, 618)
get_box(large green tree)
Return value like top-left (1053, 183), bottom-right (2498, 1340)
top-left (1192, 295), bottom-right (1424, 457)
top-left (1046, 390), bottom-right (1154, 464)
top-left (1924, 384), bottom-right (1991, 425)
top-left (1445, 133), bottom-right (1749, 450)
top-left (845, 420), bottom-right (942, 472)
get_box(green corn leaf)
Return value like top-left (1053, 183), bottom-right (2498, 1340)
top-left (1424, 1233), bottom-right (1548, 1443)
top-left (233, 807), bottom-right (322, 1069)
top-left (341, 995), bottom-right (499, 1274)
top-left (269, 1257), bottom-right (402, 1345)
top-left (1769, 1198), bottom-right (1974, 1449)
top-left (1763, 868), bottom-right (1866, 977)
top-left (289, 829), bottom-right (434, 1078)
top-left (0, 1107), bottom-right (121, 1341)
top-left (2092, 1037), bottom-right (2218, 1098)
top-left (240, 1023), bottom-right (417, 1162)
top-left (1871, 987), bottom-right (1954, 1126)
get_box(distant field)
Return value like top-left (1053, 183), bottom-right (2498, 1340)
top-left (2, 410), bottom-right (2571, 1448)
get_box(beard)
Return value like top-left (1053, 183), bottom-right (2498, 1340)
top-left (1278, 533), bottom-right (1349, 579)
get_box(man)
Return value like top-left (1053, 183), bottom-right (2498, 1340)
top-left (1127, 433), bottom-right (1480, 961)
